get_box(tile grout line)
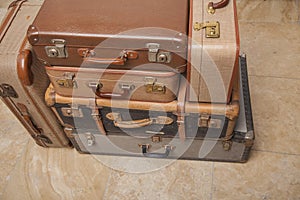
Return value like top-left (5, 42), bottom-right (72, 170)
top-left (210, 162), bottom-right (214, 200)
top-left (102, 168), bottom-right (114, 200)
top-left (252, 149), bottom-right (300, 156)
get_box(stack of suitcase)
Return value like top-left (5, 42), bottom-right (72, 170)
top-left (0, 0), bottom-right (254, 162)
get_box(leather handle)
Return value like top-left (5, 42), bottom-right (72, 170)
top-left (78, 49), bottom-right (138, 66)
top-left (106, 112), bottom-right (174, 129)
top-left (114, 118), bottom-right (152, 129)
top-left (90, 83), bottom-right (130, 99)
top-left (208, 0), bottom-right (230, 14)
top-left (17, 49), bottom-right (33, 86)
top-left (141, 145), bottom-right (172, 158)
top-left (84, 57), bottom-right (126, 65)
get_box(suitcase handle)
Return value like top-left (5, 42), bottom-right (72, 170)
top-left (78, 49), bottom-right (138, 66)
top-left (91, 83), bottom-right (130, 99)
top-left (115, 118), bottom-right (152, 129)
top-left (17, 50), bottom-right (33, 86)
top-left (140, 144), bottom-right (173, 158)
top-left (106, 112), bottom-right (174, 129)
top-left (208, 0), bottom-right (230, 14)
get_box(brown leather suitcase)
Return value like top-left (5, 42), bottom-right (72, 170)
top-left (27, 0), bottom-right (189, 72)
top-left (44, 56), bottom-right (254, 162)
top-left (0, 0), bottom-right (70, 147)
top-left (45, 65), bottom-right (182, 102)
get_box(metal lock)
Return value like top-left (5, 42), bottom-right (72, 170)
top-left (56, 72), bottom-right (77, 88)
top-left (152, 135), bottom-right (162, 143)
top-left (61, 106), bottom-right (83, 118)
top-left (45, 39), bottom-right (68, 58)
top-left (144, 77), bottom-right (166, 94)
top-left (85, 132), bottom-right (95, 146)
top-left (193, 21), bottom-right (220, 38)
top-left (146, 43), bottom-right (171, 63)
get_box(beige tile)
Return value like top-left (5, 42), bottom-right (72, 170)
top-left (0, 0), bottom-right (10, 9)
top-left (103, 160), bottom-right (213, 200)
top-left (239, 22), bottom-right (300, 79)
top-left (236, 0), bottom-right (299, 23)
top-left (0, 101), bottom-right (29, 194)
top-left (249, 76), bottom-right (300, 154)
top-left (1, 140), bottom-right (111, 200)
top-left (213, 151), bottom-right (300, 200)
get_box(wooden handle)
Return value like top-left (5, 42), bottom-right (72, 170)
top-left (17, 49), bottom-right (34, 86)
top-left (208, 0), bottom-right (230, 14)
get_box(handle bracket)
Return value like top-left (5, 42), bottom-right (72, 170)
top-left (139, 144), bottom-right (174, 158)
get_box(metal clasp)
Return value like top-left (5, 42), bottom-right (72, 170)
top-left (45, 39), bottom-right (68, 58)
top-left (146, 43), bottom-right (171, 63)
top-left (0, 84), bottom-right (18, 98)
top-left (193, 21), bottom-right (220, 38)
top-left (56, 72), bottom-right (77, 88)
top-left (144, 77), bottom-right (166, 94)
top-left (85, 132), bottom-right (95, 146)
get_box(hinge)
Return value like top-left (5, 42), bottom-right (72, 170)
top-left (45, 39), bottom-right (68, 58)
top-left (146, 43), bottom-right (172, 63)
top-left (0, 84), bottom-right (18, 98)
top-left (144, 77), bottom-right (166, 94)
top-left (56, 72), bottom-right (77, 88)
top-left (193, 21), bottom-right (220, 38)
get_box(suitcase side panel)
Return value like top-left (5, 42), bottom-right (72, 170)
top-left (0, 1), bottom-right (70, 147)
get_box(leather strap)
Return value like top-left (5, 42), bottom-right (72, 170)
top-left (0, 0), bottom-right (26, 43)
top-left (176, 76), bottom-right (187, 141)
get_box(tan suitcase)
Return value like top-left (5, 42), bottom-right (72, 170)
top-left (45, 65), bottom-right (182, 103)
top-left (188, 0), bottom-right (239, 103)
top-left (0, 0), bottom-right (70, 147)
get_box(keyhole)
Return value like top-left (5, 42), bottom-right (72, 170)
top-left (48, 48), bottom-right (59, 57)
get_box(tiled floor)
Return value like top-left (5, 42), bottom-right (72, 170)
top-left (0, 0), bottom-right (299, 199)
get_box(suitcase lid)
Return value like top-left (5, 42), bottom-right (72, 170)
top-left (27, 0), bottom-right (189, 52)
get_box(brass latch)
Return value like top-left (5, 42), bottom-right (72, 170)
top-left (56, 72), bottom-right (77, 88)
top-left (144, 77), bottom-right (166, 94)
top-left (193, 21), bottom-right (220, 38)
